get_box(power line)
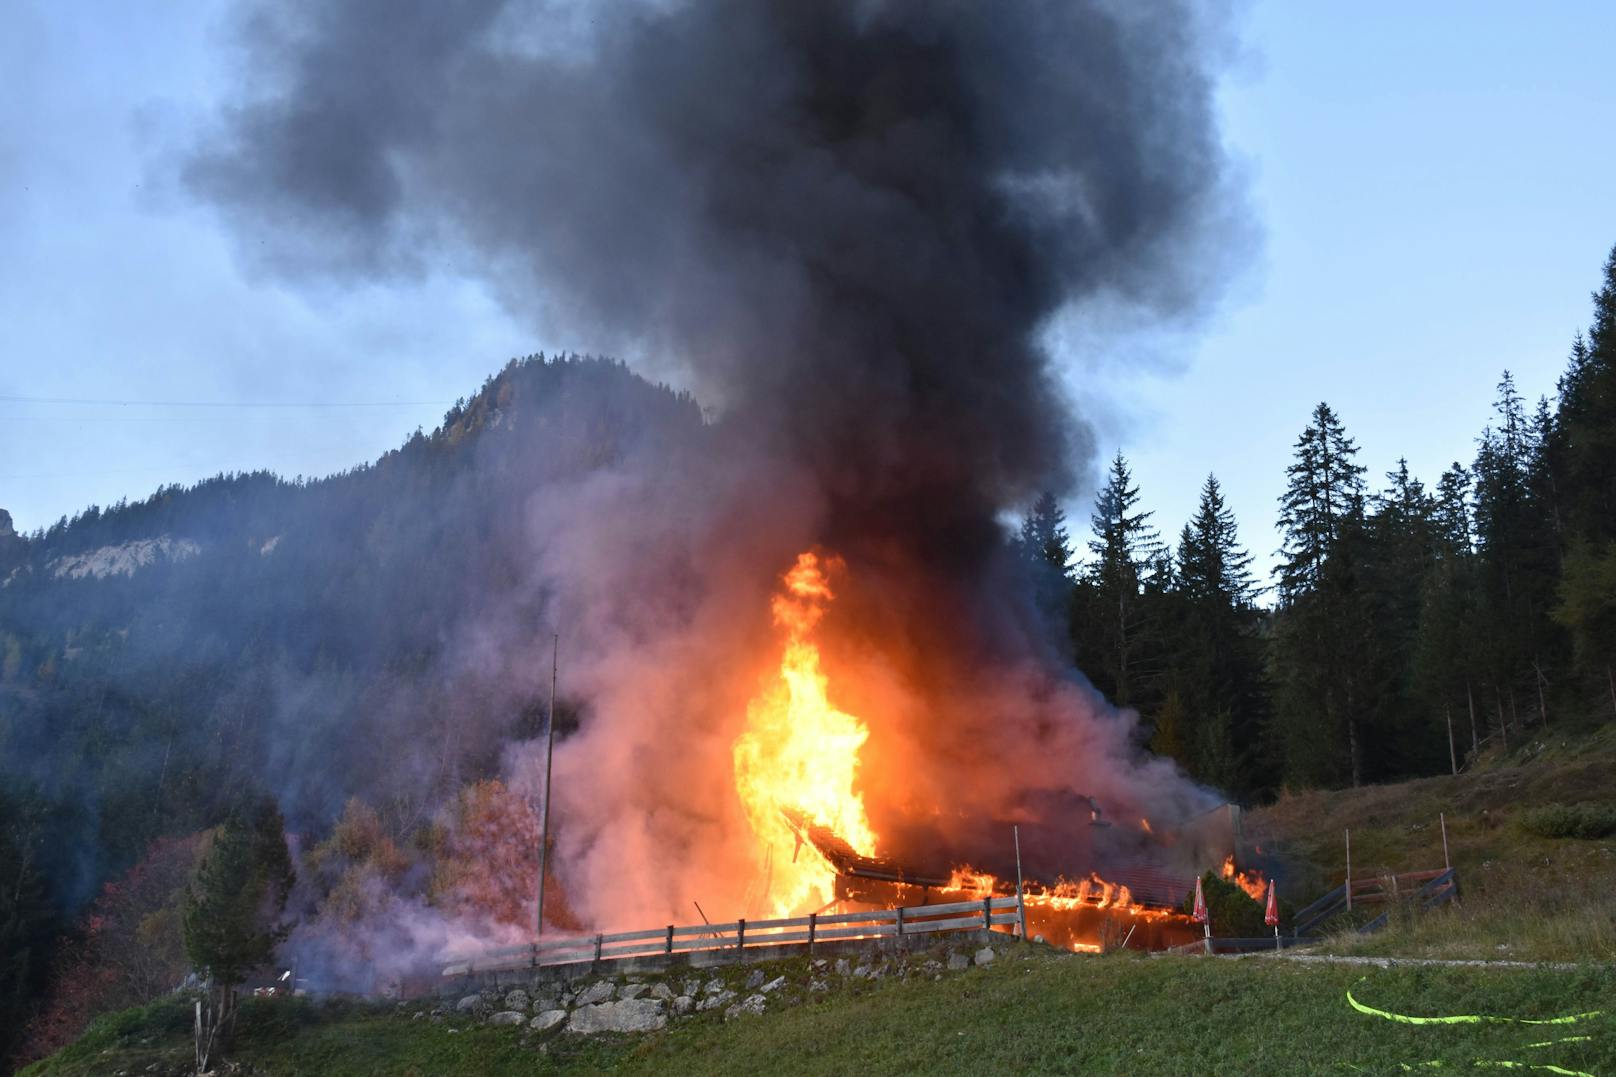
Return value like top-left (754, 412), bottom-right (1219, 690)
top-left (0, 395), bottom-right (450, 409)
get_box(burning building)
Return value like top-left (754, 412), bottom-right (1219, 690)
top-left (187, 0), bottom-right (1251, 966)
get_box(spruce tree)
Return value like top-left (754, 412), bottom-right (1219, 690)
top-left (1017, 491), bottom-right (1075, 644)
top-left (1473, 372), bottom-right (1562, 736)
top-left (1362, 460), bottom-right (1442, 777)
top-left (1163, 475), bottom-right (1267, 796)
top-left (1273, 403), bottom-right (1371, 787)
top-left (182, 798), bottom-right (294, 1049)
top-left (1019, 491), bottom-right (1074, 576)
top-left (1276, 403), bottom-right (1366, 600)
top-left (1080, 453), bottom-right (1165, 709)
top-left (1553, 247), bottom-right (1616, 697)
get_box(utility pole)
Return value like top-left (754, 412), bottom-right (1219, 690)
top-left (536, 634), bottom-right (558, 938)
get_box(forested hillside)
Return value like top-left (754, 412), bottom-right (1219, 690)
top-left (1024, 244), bottom-right (1616, 801)
top-left (0, 355), bottom-right (703, 1063)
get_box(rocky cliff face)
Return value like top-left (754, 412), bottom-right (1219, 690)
top-left (0, 509), bottom-right (25, 577)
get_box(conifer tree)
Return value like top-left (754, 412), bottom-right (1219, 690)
top-left (1161, 475), bottom-right (1267, 796)
top-left (182, 798), bottom-right (294, 1061)
top-left (1078, 453), bottom-right (1164, 709)
top-left (1554, 247), bottom-right (1616, 695)
top-left (1473, 372), bottom-right (1562, 734)
top-left (1276, 403), bottom-right (1366, 600)
top-left (1019, 491), bottom-right (1074, 577)
top-left (1017, 491), bottom-right (1075, 644)
top-left (1362, 460), bottom-right (1441, 776)
top-left (1412, 464), bottom-right (1485, 768)
top-left (1273, 403), bottom-right (1371, 787)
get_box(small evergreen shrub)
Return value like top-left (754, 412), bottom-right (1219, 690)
top-left (1517, 803), bottom-right (1616, 840)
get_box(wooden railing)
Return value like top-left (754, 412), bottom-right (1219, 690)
top-left (442, 895), bottom-right (1023, 977)
top-left (1165, 868), bottom-right (1461, 955)
top-left (1292, 868), bottom-right (1454, 937)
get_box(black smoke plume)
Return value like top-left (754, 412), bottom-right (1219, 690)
top-left (177, 0), bottom-right (1249, 937)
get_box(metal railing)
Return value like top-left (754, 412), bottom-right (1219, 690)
top-left (441, 895), bottom-right (1023, 978)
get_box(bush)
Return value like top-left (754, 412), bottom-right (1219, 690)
top-left (1517, 803), bottom-right (1616, 840)
top-left (1181, 873), bottom-right (1272, 937)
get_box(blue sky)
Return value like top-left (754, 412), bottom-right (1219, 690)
top-left (2, 2), bottom-right (1613, 584)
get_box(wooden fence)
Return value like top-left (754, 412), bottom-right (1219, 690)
top-left (1164, 868), bottom-right (1460, 955)
top-left (442, 895), bottom-right (1024, 978)
top-left (1292, 868), bottom-right (1458, 938)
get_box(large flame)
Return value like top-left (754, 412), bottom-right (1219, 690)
top-left (732, 552), bottom-right (878, 916)
top-left (1222, 854), bottom-right (1268, 902)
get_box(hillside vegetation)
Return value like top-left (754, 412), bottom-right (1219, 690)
top-left (23, 948), bottom-right (1616, 1077)
top-left (1247, 725), bottom-right (1616, 962)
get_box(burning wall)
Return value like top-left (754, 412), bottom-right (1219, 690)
top-left (183, 0), bottom-right (1252, 965)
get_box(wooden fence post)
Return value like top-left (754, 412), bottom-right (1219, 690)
top-left (896, 905), bottom-right (905, 937)
top-left (1445, 706), bottom-right (1458, 775)
top-left (981, 897), bottom-right (992, 931)
top-left (1013, 824), bottom-right (1027, 939)
top-left (808, 912), bottom-right (817, 954)
top-left (737, 918), bottom-right (746, 953)
top-left (594, 933), bottom-right (603, 965)
top-left (665, 925), bottom-right (674, 956)
top-left (1440, 813), bottom-right (1450, 869)
top-left (1345, 829), bottom-right (1353, 912)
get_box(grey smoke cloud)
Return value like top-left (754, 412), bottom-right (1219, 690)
top-left (184, 0), bottom-right (1249, 933)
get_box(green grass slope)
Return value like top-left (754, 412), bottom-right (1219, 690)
top-left (1247, 725), bottom-right (1616, 962)
top-left (22, 949), bottom-right (1616, 1076)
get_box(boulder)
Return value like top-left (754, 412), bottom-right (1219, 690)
top-left (672, 995), bottom-right (695, 1017)
top-left (488, 1011), bottom-right (526, 1027)
top-left (808, 978), bottom-right (829, 994)
top-left (974, 946), bottom-right (996, 966)
top-left (682, 978), bottom-right (702, 998)
top-left (502, 989), bottom-right (530, 1012)
top-left (648, 982), bottom-right (676, 1002)
top-left (834, 959), bottom-right (852, 977)
top-left (697, 989), bottom-right (736, 1012)
top-left (947, 952), bottom-right (971, 971)
top-left (724, 994), bottom-right (767, 1020)
top-left (455, 995), bottom-right (484, 1013)
top-left (618, 983), bottom-right (648, 1001)
top-left (575, 980), bottom-right (616, 1006)
top-left (702, 977), bottom-right (725, 995)
top-left (530, 1010), bottom-right (568, 1033)
top-left (760, 975), bottom-right (786, 994)
top-left (567, 999), bottom-right (669, 1035)
top-left (744, 969), bottom-right (765, 990)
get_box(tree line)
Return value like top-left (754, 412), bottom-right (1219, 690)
top-left (1019, 244), bottom-right (1616, 801)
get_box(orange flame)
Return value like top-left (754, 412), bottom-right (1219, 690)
top-left (732, 552), bottom-right (878, 917)
top-left (1221, 854), bottom-right (1267, 902)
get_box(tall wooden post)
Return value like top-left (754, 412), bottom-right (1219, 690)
top-left (1466, 680), bottom-right (1479, 755)
top-left (1439, 812), bottom-right (1450, 869)
top-left (1344, 828), bottom-right (1353, 912)
top-left (1445, 706), bottom-right (1457, 776)
top-left (536, 634), bottom-right (559, 938)
top-left (1496, 691), bottom-right (1509, 754)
